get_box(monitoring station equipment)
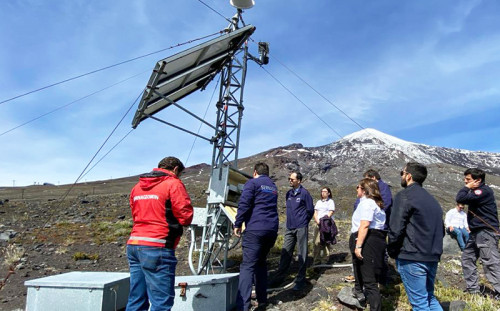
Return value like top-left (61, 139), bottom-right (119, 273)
top-left (132, 0), bottom-right (269, 275)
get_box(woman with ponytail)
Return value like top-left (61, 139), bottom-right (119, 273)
top-left (349, 178), bottom-right (386, 311)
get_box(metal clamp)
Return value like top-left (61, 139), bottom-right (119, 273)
top-left (178, 282), bottom-right (188, 297)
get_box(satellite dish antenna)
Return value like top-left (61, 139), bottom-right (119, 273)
top-left (230, 0), bottom-right (255, 9)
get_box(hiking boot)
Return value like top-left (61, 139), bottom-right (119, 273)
top-left (250, 301), bottom-right (268, 310)
top-left (293, 282), bottom-right (305, 291)
top-left (464, 288), bottom-right (482, 295)
top-left (268, 278), bottom-right (284, 289)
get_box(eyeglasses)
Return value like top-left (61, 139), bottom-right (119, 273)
top-left (288, 178), bottom-right (297, 182)
top-left (400, 170), bottom-right (409, 176)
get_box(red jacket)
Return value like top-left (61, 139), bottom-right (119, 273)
top-left (127, 168), bottom-right (193, 249)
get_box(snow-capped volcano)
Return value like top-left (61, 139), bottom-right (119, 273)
top-left (234, 127), bottom-right (500, 217)
top-left (248, 127), bottom-right (500, 189)
top-left (334, 128), bottom-right (500, 172)
top-left (338, 128), bottom-right (441, 164)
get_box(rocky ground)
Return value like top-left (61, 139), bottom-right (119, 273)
top-left (0, 171), bottom-right (499, 311)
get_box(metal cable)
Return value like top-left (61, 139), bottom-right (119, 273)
top-left (185, 75), bottom-right (221, 166)
top-left (0, 90), bottom-right (142, 291)
top-left (0, 71), bottom-right (148, 137)
top-left (78, 129), bottom-right (134, 182)
top-left (0, 31), bottom-right (223, 106)
top-left (196, 0), bottom-right (232, 24)
top-left (194, 2), bottom-right (363, 136)
top-left (260, 66), bottom-right (343, 138)
top-left (269, 53), bottom-right (365, 131)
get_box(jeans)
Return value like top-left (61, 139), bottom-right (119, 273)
top-left (447, 227), bottom-right (469, 251)
top-left (237, 230), bottom-right (277, 311)
top-left (396, 259), bottom-right (442, 311)
top-left (126, 245), bottom-right (177, 311)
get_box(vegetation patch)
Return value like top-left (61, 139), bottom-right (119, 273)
top-left (73, 252), bottom-right (99, 261)
top-left (2, 244), bottom-right (25, 267)
top-left (90, 220), bottom-right (132, 243)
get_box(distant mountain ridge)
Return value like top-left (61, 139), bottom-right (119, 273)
top-left (322, 128), bottom-right (500, 174)
top-left (229, 128), bottom-right (500, 215)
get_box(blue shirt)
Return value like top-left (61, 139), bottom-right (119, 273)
top-left (235, 175), bottom-right (279, 232)
top-left (285, 185), bottom-right (314, 229)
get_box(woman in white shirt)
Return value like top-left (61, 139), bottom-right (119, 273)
top-left (350, 178), bottom-right (386, 311)
top-left (312, 187), bottom-right (335, 265)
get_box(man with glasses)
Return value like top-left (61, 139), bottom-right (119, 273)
top-left (270, 171), bottom-right (314, 291)
top-left (456, 168), bottom-right (500, 298)
top-left (388, 162), bottom-right (444, 310)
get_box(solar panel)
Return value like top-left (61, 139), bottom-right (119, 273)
top-left (132, 25), bottom-right (256, 128)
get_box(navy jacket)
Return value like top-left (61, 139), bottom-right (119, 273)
top-left (235, 175), bottom-right (279, 232)
top-left (456, 183), bottom-right (499, 232)
top-left (388, 183), bottom-right (444, 262)
top-left (285, 185), bottom-right (314, 230)
top-left (354, 179), bottom-right (393, 230)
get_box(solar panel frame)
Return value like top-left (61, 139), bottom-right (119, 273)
top-left (132, 25), bottom-right (256, 128)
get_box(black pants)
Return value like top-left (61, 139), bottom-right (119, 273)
top-left (237, 230), bottom-right (277, 311)
top-left (349, 230), bottom-right (387, 311)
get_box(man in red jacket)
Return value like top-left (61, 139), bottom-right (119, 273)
top-left (126, 156), bottom-right (193, 311)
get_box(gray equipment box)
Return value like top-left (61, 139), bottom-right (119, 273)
top-left (173, 273), bottom-right (239, 311)
top-left (25, 271), bottom-right (130, 311)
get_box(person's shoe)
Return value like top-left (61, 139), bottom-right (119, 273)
top-left (293, 282), bottom-right (305, 291)
top-left (250, 300), bottom-right (268, 310)
top-left (268, 278), bottom-right (283, 289)
top-left (493, 293), bottom-right (500, 300)
top-left (351, 287), bottom-right (366, 305)
top-left (464, 288), bottom-right (482, 295)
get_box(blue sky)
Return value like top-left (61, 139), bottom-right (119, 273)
top-left (1, 0), bottom-right (499, 186)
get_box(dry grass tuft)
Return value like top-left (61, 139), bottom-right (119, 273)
top-left (3, 244), bottom-right (25, 267)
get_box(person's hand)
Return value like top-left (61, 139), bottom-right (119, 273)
top-left (449, 226), bottom-right (454, 232)
top-left (233, 227), bottom-right (242, 237)
top-left (354, 247), bottom-right (363, 260)
top-left (466, 179), bottom-right (481, 189)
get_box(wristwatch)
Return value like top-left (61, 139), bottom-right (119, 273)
top-left (355, 245), bottom-right (362, 249)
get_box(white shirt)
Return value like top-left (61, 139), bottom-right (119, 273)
top-left (350, 197), bottom-right (386, 233)
top-left (315, 198), bottom-right (335, 220)
top-left (445, 208), bottom-right (468, 229)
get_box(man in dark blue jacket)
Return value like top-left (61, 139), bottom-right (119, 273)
top-left (456, 168), bottom-right (500, 297)
top-left (388, 162), bottom-right (444, 310)
top-left (234, 162), bottom-right (278, 311)
top-left (271, 171), bottom-right (314, 291)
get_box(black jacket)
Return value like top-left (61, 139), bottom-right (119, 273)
top-left (456, 183), bottom-right (499, 232)
top-left (388, 183), bottom-right (444, 262)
